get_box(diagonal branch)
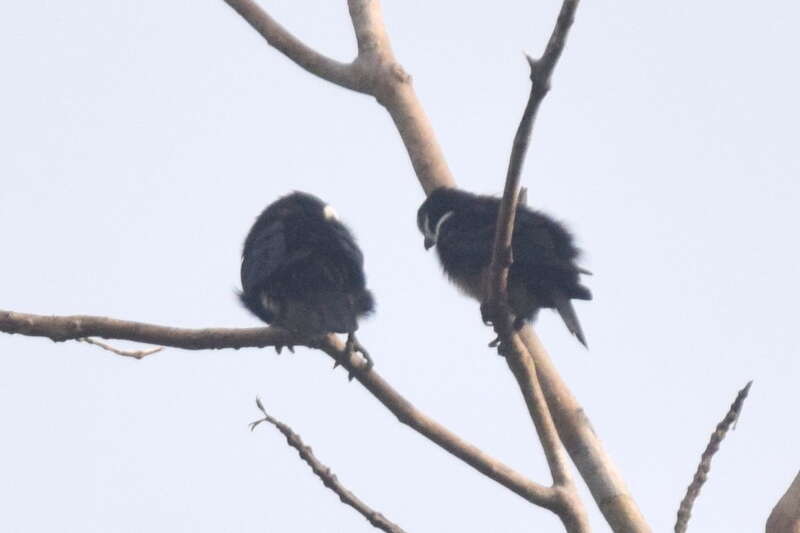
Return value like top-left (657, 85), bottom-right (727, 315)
top-left (223, 0), bottom-right (365, 92)
top-left (476, 1), bottom-right (651, 529)
top-left (222, 0), bottom-right (454, 193)
top-left (767, 471), bottom-right (800, 533)
top-left (250, 398), bottom-right (407, 533)
top-left (675, 381), bottom-right (753, 533)
top-left (0, 308), bottom-right (557, 510)
top-left (481, 2), bottom-right (588, 531)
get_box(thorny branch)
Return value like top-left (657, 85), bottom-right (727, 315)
top-left (674, 381), bottom-right (753, 533)
top-left (250, 398), bottom-right (406, 533)
top-left (0, 308), bottom-right (558, 510)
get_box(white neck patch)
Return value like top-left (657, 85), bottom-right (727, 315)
top-left (434, 211), bottom-right (454, 238)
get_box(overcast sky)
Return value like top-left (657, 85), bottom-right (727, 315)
top-left (1, 1), bottom-right (799, 532)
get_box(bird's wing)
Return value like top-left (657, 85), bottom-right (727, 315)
top-left (512, 217), bottom-right (578, 271)
top-left (436, 214), bottom-right (495, 271)
top-left (240, 219), bottom-right (288, 293)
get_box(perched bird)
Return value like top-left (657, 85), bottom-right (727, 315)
top-left (417, 187), bottom-right (591, 347)
top-left (240, 191), bottom-right (375, 368)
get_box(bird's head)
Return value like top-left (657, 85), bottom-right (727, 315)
top-left (417, 188), bottom-right (460, 250)
top-left (258, 191), bottom-right (343, 226)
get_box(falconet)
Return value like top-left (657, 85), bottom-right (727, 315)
top-left (240, 191), bottom-right (375, 370)
top-left (417, 187), bottom-right (591, 347)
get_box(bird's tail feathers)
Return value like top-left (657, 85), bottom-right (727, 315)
top-left (553, 291), bottom-right (588, 348)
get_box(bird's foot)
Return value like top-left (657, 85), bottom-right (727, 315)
top-left (480, 303), bottom-right (495, 326)
top-left (333, 333), bottom-right (373, 381)
top-left (274, 344), bottom-right (295, 355)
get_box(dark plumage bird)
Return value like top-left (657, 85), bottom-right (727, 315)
top-left (417, 187), bottom-right (592, 347)
top-left (240, 191), bottom-right (374, 366)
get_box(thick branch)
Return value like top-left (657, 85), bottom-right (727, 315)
top-left (0, 308), bottom-right (557, 510)
top-left (251, 399), bottom-right (406, 533)
top-left (223, 0), bottom-right (365, 92)
top-left (222, 0), bottom-right (455, 193)
top-left (768, 471), bottom-right (800, 533)
top-left (675, 381), bottom-right (752, 533)
top-left (520, 327), bottom-right (648, 533)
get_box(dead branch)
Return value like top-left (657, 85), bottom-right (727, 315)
top-left (675, 381), bottom-right (753, 533)
top-left (78, 337), bottom-right (163, 359)
top-left (481, 1), bottom-right (589, 531)
top-left (0, 308), bottom-right (557, 510)
top-left (223, 0), bottom-right (363, 92)
top-left (767, 471), bottom-right (800, 533)
top-left (250, 398), bottom-right (407, 533)
top-left (223, 0), bottom-right (454, 193)
top-left (520, 326), bottom-right (648, 533)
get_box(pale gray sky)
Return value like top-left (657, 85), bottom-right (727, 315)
top-left (1, 1), bottom-right (798, 532)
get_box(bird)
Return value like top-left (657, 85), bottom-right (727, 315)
top-left (240, 191), bottom-right (375, 371)
top-left (417, 187), bottom-right (591, 347)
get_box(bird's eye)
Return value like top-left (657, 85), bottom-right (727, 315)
top-left (323, 205), bottom-right (339, 221)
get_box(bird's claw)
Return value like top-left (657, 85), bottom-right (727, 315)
top-left (274, 344), bottom-right (295, 355)
top-left (337, 333), bottom-right (373, 381)
top-left (480, 303), bottom-right (494, 326)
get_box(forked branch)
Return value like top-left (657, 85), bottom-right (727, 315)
top-left (0, 308), bottom-right (557, 510)
top-left (482, 1), bottom-right (588, 531)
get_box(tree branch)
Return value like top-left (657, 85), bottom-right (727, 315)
top-left (480, 2), bottom-right (590, 531)
top-left (0, 308), bottom-right (558, 510)
top-left (675, 381), bottom-right (753, 533)
top-left (219, 0), bottom-right (650, 529)
top-left (223, 0), bottom-right (365, 92)
top-left (520, 326), bottom-right (649, 533)
top-left (250, 398), bottom-right (406, 533)
top-left (222, 0), bottom-right (455, 193)
top-left (767, 471), bottom-right (800, 533)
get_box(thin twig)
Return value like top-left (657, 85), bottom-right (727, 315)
top-left (478, 0), bottom-right (650, 527)
top-left (251, 398), bottom-right (407, 533)
top-left (78, 337), bottom-right (163, 359)
top-left (0, 308), bottom-right (556, 510)
top-left (675, 381), bottom-right (753, 533)
top-left (480, 1), bottom-right (588, 531)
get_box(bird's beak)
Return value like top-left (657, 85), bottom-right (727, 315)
top-left (424, 238), bottom-right (435, 250)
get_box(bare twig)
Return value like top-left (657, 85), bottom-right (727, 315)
top-left (480, 1), bottom-right (589, 531)
top-left (675, 381), bottom-right (753, 533)
top-left (474, 0), bottom-right (651, 527)
top-left (0, 308), bottom-right (556, 510)
top-left (251, 398), bottom-right (407, 533)
top-left (767, 471), bottom-right (800, 533)
top-left (78, 337), bottom-right (163, 359)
